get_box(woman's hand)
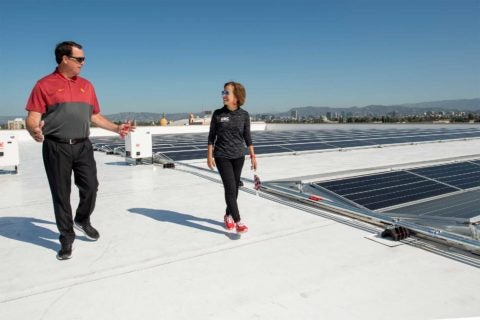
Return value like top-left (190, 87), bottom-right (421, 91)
top-left (207, 156), bottom-right (216, 170)
top-left (250, 156), bottom-right (257, 171)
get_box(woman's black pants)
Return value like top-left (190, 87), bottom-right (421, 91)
top-left (215, 156), bottom-right (245, 223)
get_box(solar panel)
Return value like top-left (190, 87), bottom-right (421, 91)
top-left (326, 140), bottom-right (376, 148)
top-left (349, 181), bottom-right (456, 210)
top-left (319, 171), bottom-right (424, 195)
top-left (315, 158), bottom-right (480, 211)
top-left (316, 171), bottom-right (458, 210)
top-left (161, 150), bottom-right (207, 161)
top-left (254, 140), bottom-right (294, 146)
top-left (153, 146), bottom-right (199, 152)
top-left (385, 189), bottom-right (480, 223)
top-left (440, 173), bottom-right (480, 189)
top-left (254, 145), bottom-right (292, 154)
top-left (410, 162), bottom-right (480, 189)
top-left (91, 127), bottom-right (480, 162)
top-left (286, 142), bottom-right (335, 151)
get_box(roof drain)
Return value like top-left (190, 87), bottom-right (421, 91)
top-left (381, 226), bottom-right (413, 241)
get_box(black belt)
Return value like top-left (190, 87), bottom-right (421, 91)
top-left (45, 135), bottom-right (88, 145)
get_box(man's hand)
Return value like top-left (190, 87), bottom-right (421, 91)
top-left (31, 120), bottom-right (45, 142)
top-left (26, 111), bottom-right (44, 142)
top-left (119, 120), bottom-right (136, 138)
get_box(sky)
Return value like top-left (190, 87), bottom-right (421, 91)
top-left (0, 0), bottom-right (479, 116)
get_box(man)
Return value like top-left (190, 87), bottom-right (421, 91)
top-left (25, 41), bottom-right (134, 260)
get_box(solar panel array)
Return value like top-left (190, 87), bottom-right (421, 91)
top-left (90, 127), bottom-right (480, 161)
top-left (385, 189), bottom-right (480, 223)
top-left (410, 162), bottom-right (480, 189)
top-left (315, 160), bottom-right (480, 211)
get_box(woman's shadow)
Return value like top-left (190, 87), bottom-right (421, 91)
top-left (128, 208), bottom-right (241, 240)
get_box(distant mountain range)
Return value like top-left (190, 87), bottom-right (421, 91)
top-left (273, 98), bottom-right (480, 118)
top-left (2, 98), bottom-right (479, 124)
top-left (104, 98), bottom-right (480, 122)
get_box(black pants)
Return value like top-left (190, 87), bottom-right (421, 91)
top-left (42, 139), bottom-right (99, 245)
top-left (215, 156), bottom-right (245, 223)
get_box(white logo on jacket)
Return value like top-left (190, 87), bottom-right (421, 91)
top-left (220, 116), bottom-right (230, 122)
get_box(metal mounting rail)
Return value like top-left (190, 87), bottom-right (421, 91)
top-left (260, 181), bottom-right (480, 255)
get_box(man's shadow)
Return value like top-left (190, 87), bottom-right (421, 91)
top-left (128, 208), bottom-right (241, 240)
top-left (0, 169), bottom-right (17, 175)
top-left (0, 216), bottom-right (91, 252)
top-left (0, 217), bottom-right (59, 252)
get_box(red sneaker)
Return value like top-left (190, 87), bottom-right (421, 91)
top-left (236, 222), bottom-right (248, 234)
top-left (224, 215), bottom-right (235, 230)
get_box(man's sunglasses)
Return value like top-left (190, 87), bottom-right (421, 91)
top-left (221, 90), bottom-right (230, 96)
top-left (68, 56), bottom-right (85, 63)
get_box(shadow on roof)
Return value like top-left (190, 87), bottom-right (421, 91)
top-left (0, 217), bottom-right (60, 252)
top-left (128, 208), bottom-right (241, 240)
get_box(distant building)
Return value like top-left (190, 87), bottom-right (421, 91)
top-left (8, 118), bottom-right (25, 130)
top-left (160, 113), bottom-right (168, 126)
top-left (259, 114), bottom-right (273, 121)
top-left (291, 110), bottom-right (298, 120)
top-left (188, 113), bottom-right (211, 125)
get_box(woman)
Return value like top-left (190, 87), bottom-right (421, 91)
top-left (207, 81), bottom-right (257, 234)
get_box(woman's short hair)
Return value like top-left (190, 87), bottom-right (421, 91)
top-left (224, 81), bottom-right (246, 107)
top-left (55, 41), bottom-right (83, 64)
